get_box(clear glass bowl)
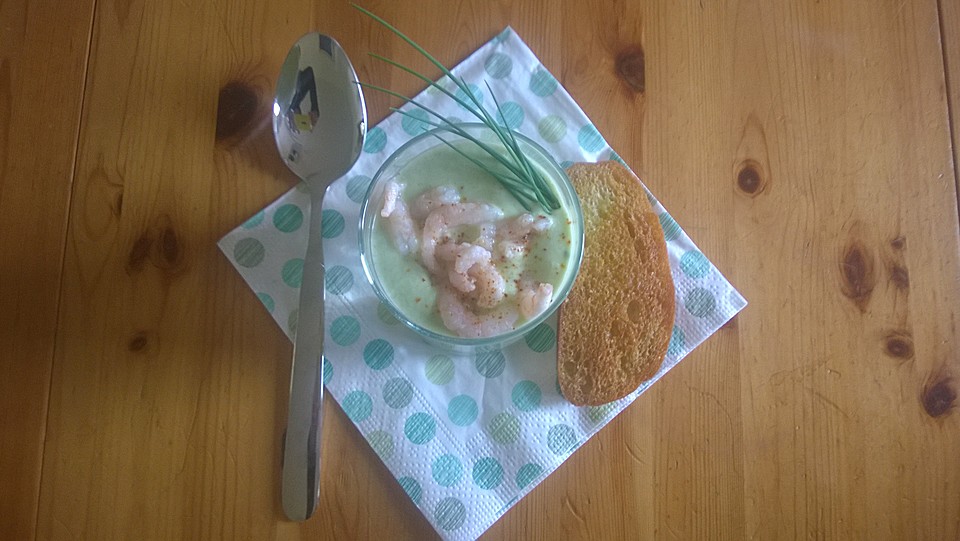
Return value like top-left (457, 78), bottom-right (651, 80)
top-left (359, 123), bottom-right (584, 350)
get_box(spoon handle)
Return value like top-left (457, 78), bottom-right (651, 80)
top-left (282, 188), bottom-right (326, 521)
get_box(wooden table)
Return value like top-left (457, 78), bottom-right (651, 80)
top-left (3, 0), bottom-right (958, 539)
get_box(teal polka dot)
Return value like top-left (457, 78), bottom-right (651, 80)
top-left (496, 101), bottom-right (524, 130)
top-left (256, 292), bottom-right (274, 313)
top-left (363, 339), bottom-right (394, 370)
top-left (547, 424), bottom-right (577, 455)
top-left (377, 302), bottom-right (399, 325)
top-left (537, 115), bottom-right (566, 143)
top-left (524, 323), bottom-right (556, 352)
top-left (680, 250), bottom-right (711, 278)
top-left (484, 52), bottom-right (513, 79)
top-left (434, 497), bottom-right (466, 531)
top-left (577, 124), bottom-right (605, 153)
top-left (472, 457), bottom-right (504, 490)
top-left (587, 403), bottom-right (616, 424)
top-left (321, 209), bottom-right (345, 238)
top-left (475, 348), bottom-right (506, 378)
top-left (529, 66), bottom-right (558, 97)
top-left (488, 412), bottom-right (520, 444)
top-left (342, 390), bottom-right (373, 422)
top-left (287, 309), bottom-right (298, 334)
top-left (432, 454), bottom-right (463, 487)
top-left (511, 381), bottom-right (542, 412)
top-left (330, 316), bottom-right (361, 346)
top-left (272, 204), bottom-right (303, 232)
top-left (242, 210), bottom-right (264, 229)
top-left (398, 477), bottom-right (422, 505)
top-left (684, 287), bottom-right (716, 318)
top-left (447, 395), bottom-right (478, 426)
top-left (658, 213), bottom-right (681, 241)
top-left (401, 108), bottom-right (431, 136)
top-left (397, 477), bottom-right (423, 505)
top-left (325, 265), bottom-right (353, 294)
top-left (281, 258), bottom-right (303, 288)
top-left (404, 412), bottom-right (436, 444)
top-left (383, 378), bottom-right (414, 409)
top-left (322, 358), bottom-right (332, 384)
top-left (667, 325), bottom-right (685, 356)
top-left (233, 238), bottom-right (265, 268)
top-left (368, 430), bottom-right (394, 460)
top-left (494, 27), bottom-right (512, 43)
top-left (455, 83), bottom-right (484, 109)
top-left (363, 126), bottom-right (387, 153)
top-left (346, 175), bottom-right (371, 204)
top-left (426, 355), bottom-right (454, 385)
top-left (516, 463), bottom-right (543, 489)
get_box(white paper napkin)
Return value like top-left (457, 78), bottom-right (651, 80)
top-left (219, 27), bottom-right (746, 540)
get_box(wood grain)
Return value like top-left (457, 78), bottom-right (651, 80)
top-left (0, 1), bottom-right (95, 538)
top-left (941, 0), bottom-right (960, 213)
top-left (2, 0), bottom-right (957, 539)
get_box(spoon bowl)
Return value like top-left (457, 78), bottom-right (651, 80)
top-left (272, 32), bottom-right (366, 522)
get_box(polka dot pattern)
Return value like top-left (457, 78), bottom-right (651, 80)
top-left (330, 316), bottom-right (360, 346)
top-left (668, 326), bottom-right (686, 357)
top-left (511, 381), bottom-right (541, 411)
top-left (680, 250), bottom-right (711, 278)
top-left (369, 430), bottom-right (394, 460)
top-left (272, 204), bottom-right (303, 232)
top-left (537, 114), bottom-right (566, 143)
top-left (383, 378), bottom-right (414, 409)
top-left (515, 463), bottom-right (542, 489)
top-left (256, 292), bottom-right (274, 313)
top-left (432, 454), bottom-right (463, 487)
top-left (241, 210), bottom-right (264, 229)
top-left (401, 108), bottom-right (431, 136)
top-left (363, 126), bottom-right (387, 153)
top-left (346, 175), bottom-right (371, 203)
top-left (472, 457), bottom-right (504, 489)
top-left (281, 258), bottom-right (303, 288)
top-left (577, 124), bottom-right (605, 153)
top-left (434, 497), bottom-right (467, 531)
top-left (426, 355), bottom-right (454, 385)
top-left (475, 349), bottom-right (506, 378)
top-left (321, 209), bottom-right (345, 238)
top-left (325, 265), bottom-right (353, 295)
top-left (496, 101), bottom-right (524, 129)
top-left (404, 412), bottom-right (436, 444)
top-left (659, 213), bottom-right (681, 241)
top-left (484, 52), bottom-right (513, 79)
top-left (363, 339), bottom-right (394, 370)
top-left (398, 476), bottom-right (422, 505)
top-left (447, 395), bottom-right (479, 426)
top-left (547, 424), bottom-right (577, 455)
top-left (342, 390), bottom-right (373, 422)
top-left (233, 238), bottom-right (264, 268)
top-left (529, 66), bottom-right (558, 96)
top-left (489, 412), bottom-right (520, 445)
top-left (524, 323), bottom-right (555, 352)
top-left (685, 287), bottom-right (716, 318)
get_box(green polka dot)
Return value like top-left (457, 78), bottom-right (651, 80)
top-left (516, 463), bottom-right (543, 489)
top-left (233, 238), bottom-right (265, 268)
top-left (325, 265), bottom-right (353, 294)
top-left (383, 378), bottom-right (414, 409)
top-left (455, 83), bottom-right (484, 109)
top-left (537, 115), bottom-right (567, 143)
top-left (321, 209), bottom-right (345, 238)
top-left (511, 381), bottom-right (542, 412)
top-left (363, 339), bottom-right (393, 370)
top-left (287, 309), bottom-right (298, 334)
top-left (342, 390), bottom-right (373, 422)
top-left (281, 258), bottom-right (303, 287)
top-left (330, 316), bottom-right (360, 346)
top-left (496, 101), bottom-right (524, 130)
top-left (426, 355), bottom-right (454, 385)
top-left (404, 412), bottom-right (436, 444)
top-left (322, 358), bottom-right (332, 384)
top-left (658, 213), bottom-right (681, 241)
top-left (587, 403), bottom-right (616, 424)
top-left (256, 292), bottom-right (274, 313)
top-left (475, 348), bottom-right (505, 378)
top-left (363, 126), bottom-right (387, 153)
top-left (447, 395), bottom-right (478, 426)
top-left (529, 66), bottom-right (558, 97)
top-left (272, 204), bottom-right (303, 232)
top-left (472, 457), bottom-right (504, 490)
top-left (577, 124), bottom-right (605, 153)
top-left (667, 325), bottom-right (685, 356)
top-left (432, 454), bottom-right (463, 487)
top-left (684, 287), bottom-right (716, 318)
top-left (548, 424), bottom-right (577, 455)
top-left (346, 175), bottom-right (371, 203)
top-left (524, 323), bottom-right (556, 352)
top-left (368, 430), bottom-right (394, 460)
top-left (401, 108), bottom-right (430, 136)
top-left (397, 477), bottom-right (422, 505)
top-left (488, 412), bottom-right (520, 444)
top-left (434, 497), bottom-right (466, 531)
top-left (484, 52), bottom-right (513, 79)
top-left (242, 210), bottom-right (264, 229)
top-left (680, 250), bottom-right (711, 278)
top-left (376, 301), bottom-right (400, 325)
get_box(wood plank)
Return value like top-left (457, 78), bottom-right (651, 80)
top-left (941, 0), bottom-right (960, 213)
top-left (0, 1), bottom-right (95, 539)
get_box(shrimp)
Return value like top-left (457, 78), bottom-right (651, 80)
top-left (469, 262), bottom-right (506, 308)
top-left (421, 202), bottom-right (503, 273)
top-left (411, 185), bottom-right (461, 220)
top-left (518, 283), bottom-right (553, 319)
top-left (475, 223), bottom-right (496, 251)
top-left (380, 182), bottom-right (419, 256)
top-left (436, 285), bottom-right (518, 338)
top-left (495, 213), bottom-right (553, 259)
top-left (445, 243), bottom-right (492, 293)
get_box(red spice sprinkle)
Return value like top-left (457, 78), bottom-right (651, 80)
top-left (415, 297), bottom-right (422, 303)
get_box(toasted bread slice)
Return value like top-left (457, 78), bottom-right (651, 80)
top-left (558, 161), bottom-right (675, 406)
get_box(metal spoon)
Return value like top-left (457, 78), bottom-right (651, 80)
top-left (272, 32), bottom-right (366, 521)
